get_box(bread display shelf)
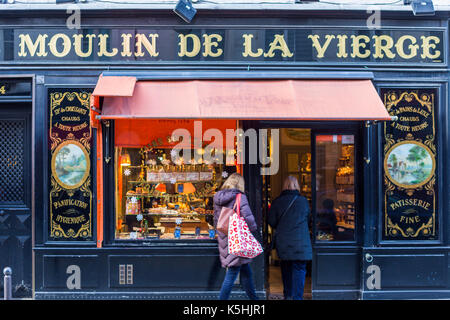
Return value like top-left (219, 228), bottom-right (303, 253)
top-left (128, 178), bottom-right (222, 184)
top-left (125, 193), bottom-right (215, 199)
top-left (126, 211), bottom-right (213, 217)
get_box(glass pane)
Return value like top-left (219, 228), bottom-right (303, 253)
top-left (115, 146), bottom-right (226, 240)
top-left (315, 135), bottom-right (355, 241)
top-left (113, 119), bottom-right (238, 241)
top-left (286, 153), bottom-right (299, 172)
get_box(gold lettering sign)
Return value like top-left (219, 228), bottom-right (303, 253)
top-left (178, 34), bottom-right (201, 57)
top-left (14, 29), bottom-right (443, 62)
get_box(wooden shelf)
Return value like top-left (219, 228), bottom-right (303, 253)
top-left (126, 193), bottom-right (215, 198)
top-left (126, 212), bottom-right (212, 217)
top-left (128, 179), bottom-right (222, 184)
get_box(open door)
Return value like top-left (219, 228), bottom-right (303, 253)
top-left (264, 128), bottom-right (312, 300)
top-left (263, 125), bottom-right (364, 300)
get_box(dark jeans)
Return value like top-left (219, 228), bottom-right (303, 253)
top-left (219, 263), bottom-right (258, 300)
top-left (280, 260), bottom-right (307, 300)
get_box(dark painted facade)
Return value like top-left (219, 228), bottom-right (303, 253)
top-left (0, 6), bottom-right (448, 299)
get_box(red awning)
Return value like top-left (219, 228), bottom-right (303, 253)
top-left (93, 78), bottom-right (393, 121)
top-left (92, 75), bottom-right (137, 97)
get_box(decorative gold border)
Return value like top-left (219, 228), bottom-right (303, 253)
top-left (49, 90), bottom-right (93, 239)
top-left (384, 140), bottom-right (436, 190)
top-left (386, 216), bottom-right (434, 238)
top-left (49, 91), bottom-right (92, 152)
top-left (51, 140), bottom-right (91, 190)
top-left (51, 221), bottom-right (91, 239)
top-left (384, 91), bottom-right (433, 113)
top-left (383, 89), bottom-right (437, 239)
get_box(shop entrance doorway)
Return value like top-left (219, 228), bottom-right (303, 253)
top-left (263, 126), bottom-right (362, 300)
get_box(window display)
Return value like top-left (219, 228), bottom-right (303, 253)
top-left (115, 146), bottom-right (236, 240)
top-left (113, 119), bottom-right (238, 241)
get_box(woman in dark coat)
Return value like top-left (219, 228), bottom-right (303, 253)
top-left (213, 173), bottom-right (259, 300)
top-left (268, 175), bottom-right (312, 300)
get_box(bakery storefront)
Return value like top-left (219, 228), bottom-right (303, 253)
top-left (88, 76), bottom-right (392, 301)
top-left (0, 6), bottom-right (448, 300)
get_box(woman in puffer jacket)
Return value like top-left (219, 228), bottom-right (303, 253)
top-left (213, 173), bottom-right (259, 300)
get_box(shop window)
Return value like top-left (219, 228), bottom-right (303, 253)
top-left (315, 135), bottom-right (355, 241)
top-left (114, 119), bottom-right (238, 241)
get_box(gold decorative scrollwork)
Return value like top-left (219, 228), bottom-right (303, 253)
top-left (384, 134), bottom-right (396, 154)
top-left (66, 93), bottom-right (75, 101)
top-left (384, 91), bottom-right (433, 113)
top-left (51, 221), bottom-right (91, 239)
top-left (424, 134), bottom-right (436, 154)
top-left (424, 177), bottom-right (436, 196)
top-left (384, 177), bottom-right (395, 195)
top-left (80, 132), bottom-right (92, 151)
top-left (80, 177), bottom-right (91, 192)
top-left (387, 216), bottom-right (434, 238)
top-left (66, 133), bottom-right (76, 140)
top-left (50, 132), bottom-right (62, 151)
top-left (50, 176), bottom-right (63, 194)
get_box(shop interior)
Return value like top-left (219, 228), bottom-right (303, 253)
top-left (264, 128), bottom-right (356, 300)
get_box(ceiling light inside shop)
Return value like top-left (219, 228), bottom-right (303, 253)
top-left (121, 152), bottom-right (131, 166)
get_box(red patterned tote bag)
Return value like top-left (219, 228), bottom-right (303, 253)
top-left (228, 199), bottom-right (263, 258)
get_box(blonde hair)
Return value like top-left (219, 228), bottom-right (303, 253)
top-left (221, 173), bottom-right (245, 193)
top-left (283, 175), bottom-right (301, 192)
